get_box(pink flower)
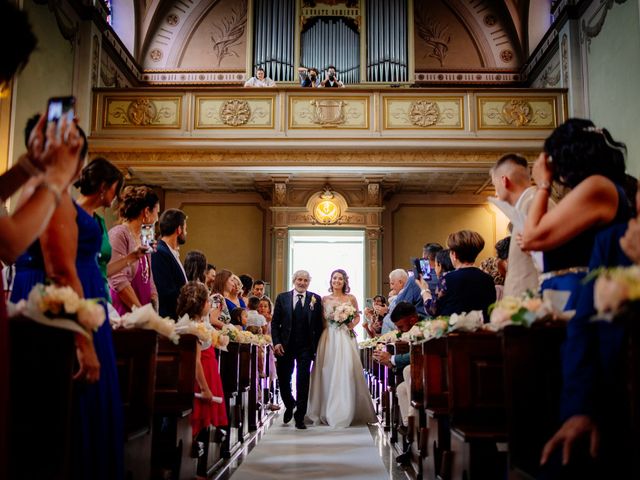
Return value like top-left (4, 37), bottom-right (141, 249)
top-left (594, 276), bottom-right (629, 314)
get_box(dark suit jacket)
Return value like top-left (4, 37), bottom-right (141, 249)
top-left (271, 290), bottom-right (324, 353)
top-left (151, 240), bottom-right (187, 319)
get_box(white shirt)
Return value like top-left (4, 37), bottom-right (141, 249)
top-left (167, 243), bottom-right (187, 281)
top-left (292, 290), bottom-right (307, 309)
top-left (244, 76), bottom-right (276, 87)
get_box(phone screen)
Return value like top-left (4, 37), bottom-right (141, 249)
top-left (140, 224), bottom-right (155, 248)
top-left (420, 259), bottom-right (432, 280)
top-left (365, 298), bottom-right (373, 309)
top-left (47, 96), bottom-right (75, 124)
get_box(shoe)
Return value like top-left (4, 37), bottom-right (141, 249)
top-left (395, 452), bottom-right (411, 466)
top-left (295, 422), bottom-right (307, 430)
top-left (283, 406), bottom-right (295, 424)
top-left (397, 424), bottom-right (408, 437)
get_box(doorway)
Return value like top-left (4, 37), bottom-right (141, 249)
top-left (288, 229), bottom-right (366, 338)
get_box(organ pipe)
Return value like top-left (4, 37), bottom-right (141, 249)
top-left (365, 0), bottom-right (408, 82)
top-left (252, 0), bottom-right (295, 82)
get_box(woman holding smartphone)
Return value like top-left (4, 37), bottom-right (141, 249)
top-left (108, 186), bottom-right (160, 314)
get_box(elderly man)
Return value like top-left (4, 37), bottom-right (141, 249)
top-left (380, 269), bottom-right (424, 333)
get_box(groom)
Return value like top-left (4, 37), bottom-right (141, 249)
top-left (271, 270), bottom-right (324, 429)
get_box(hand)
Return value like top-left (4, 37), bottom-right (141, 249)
top-left (273, 344), bottom-right (285, 356)
top-left (415, 275), bottom-right (428, 291)
top-left (532, 152), bottom-right (553, 187)
top-left (540, 415), bottom-right (599, 466)
top-left (33, 115), bottom-right (83, 189)
top-left (200, 388), bottom-right (214, 401)
top-left (129, 245), bottom-right (150, 263)
top-left (375, 304), bottom-right (389, 316)
top-left (373, 350), bottom-right (393, 368)
top-left (73, 334), bottom-right (100, 383)
top-left (515, 232), bottom-right (530, 252)
top-left (620, 217), bottom-right (640, 264)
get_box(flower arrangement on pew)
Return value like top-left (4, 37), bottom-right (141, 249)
top-left (175, 315), bottom-right (231, 350)
top-left (119, 303), bottom-right (180, 343)
top-left (488, 290), bottom-right (573, 331)
top-left (219, 324), bottom-right (272, 346)
top-left (400, 311), bottom-right (484, 343)
top-left (591, 265), bottom-right (640, 318)
top-left (10, 283), bottom-right (106, 338)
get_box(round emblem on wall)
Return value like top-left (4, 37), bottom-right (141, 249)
top-left (313, 199), bottom-right (341, 224)
top-left (150, 49), bottom-right (163, 62)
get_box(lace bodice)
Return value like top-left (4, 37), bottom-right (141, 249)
top-left (322, 295), bottom-right (357, 323)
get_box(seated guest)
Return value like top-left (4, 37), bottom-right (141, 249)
top-left (230, 306), bottom-right (247, 330)
top-left (540, 183), bottom-right (639, 479)
top-left (176, 282), bottom-right (227, 444)
top-left (151, 209), bottom-right (188, 318)
top-left (205, 263), bottom-right (216, 293)
top-left (418, 230), bottom-right (496, 321)
top-left (518, 119), bottom-right (630, 310)
top-left (381, 268), bottom-right (424, 333)
top-left (244, 66), bottom-right (276, 87)
top-left (251, 279), bottom-right (266, 298)
top-left (108, 186), bottom-right (160, 315)
top-left (363, 295), bottom-right (386, 338)
top-left (298, 66), bottom-right (320, 87)
top-left (246, 296), bottom-right (267, 335)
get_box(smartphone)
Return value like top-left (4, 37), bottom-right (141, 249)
top-left (46, 96), bottom-right (75, 127)
top-left (140, 223), bottom-right (155, 248)
top-left (365, 298), bottom-right (373, 309)
top-left (412, 257), bottom-right (432, 281)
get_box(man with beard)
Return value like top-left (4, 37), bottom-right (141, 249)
top-left (152, 208), bottom-right (188, 318)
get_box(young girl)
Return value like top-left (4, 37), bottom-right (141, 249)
top-left (176, 282), bottom-right (228, 440)
top-left (229, 306), bottom-right (247, 330)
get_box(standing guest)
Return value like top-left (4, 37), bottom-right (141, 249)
top-left (205, 264), bottom-right (216, 293)
top-left (176, 283), bottom-right (227, 446)
top-left (211, 269), bottom-right (234, 324)
top-left (108, 186), bottom-right (160, 315)
top-left (239, 274), bottom-right (253, 305)
top-left (319, 65), bottom-right (344, 87)
top-left (251, 279), bottom-right (266, 298)
top-left (491, 153), bottom-right (551, 296)
top-left (244, 67), bottom-right (276, 87)
top-left (417, 230), bottom-right (496, 321)
top-left (518, 119), bottom-right (630, 310)
top-left (184, 250), bottom-right (207, 283)
top-left (422, 243), bottom-right (443, 292)
top-left (151, 209), bottom-right (187, 318)
top-left (246, 296), bottom-right (268, 335)
top-left (223, 272), bottom-right (247, 312)
top-left (298, 66), bottom-right (320, 87)
top-left (480, 237), bottom-right (510, 301)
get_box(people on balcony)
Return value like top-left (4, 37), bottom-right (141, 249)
top-left (319, 65), bottom-right (344, 88)
top-left (298, 66), bottom-right (320, 87)
top-left (244, 67), bottom-right (276, 88)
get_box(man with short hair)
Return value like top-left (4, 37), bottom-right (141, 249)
top-left (381, 268), bottom-right (424, 333)
top-left (319, 65), bottom-right (344, 87)
top-left (151, 209), bottom-right (188, 318)
top-left (252, 279), bottom-right (266, 298)
top-left (271, 270), bottom-right (324, 430)
top-left (490, 153), bottom-right (552, 296)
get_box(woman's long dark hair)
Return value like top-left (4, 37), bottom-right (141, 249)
top-left (328, 269), bottom-right (351, 294)
top-left (184, 250), bottom-right (207, 283)
top-left (544, 118), bottom-right (626, 188)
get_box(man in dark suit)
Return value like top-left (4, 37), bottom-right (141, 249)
top-left (271, 270), bottom-right (324, 429)
top-left (151, 209), bottom-right (187, 319)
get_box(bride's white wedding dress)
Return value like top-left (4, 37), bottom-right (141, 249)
top-left (307, 295), bottom-right (377, 427)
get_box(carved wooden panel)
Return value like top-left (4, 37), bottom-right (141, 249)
top-left (288, 96), bottom-right (370, 129)
top-left (477, 96), bottom-right (558, 129)
top-left (103, 96), bottom-right (182, 128)
top-left (195, 96), bottom-right (275, 129)
top-left (383, 96), bottom-right (464, 129)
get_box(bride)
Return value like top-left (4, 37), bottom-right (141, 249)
top-left (307, 269), bottom-right (377, 427)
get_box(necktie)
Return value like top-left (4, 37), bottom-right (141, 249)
top-left (295, 293), bottom-right (304, 317)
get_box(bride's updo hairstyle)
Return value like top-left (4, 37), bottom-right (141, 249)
top-left (329, 269), bottom-right (350, 294)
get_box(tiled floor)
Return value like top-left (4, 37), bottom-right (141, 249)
top-left (219, 412), bottom-right (412, 480)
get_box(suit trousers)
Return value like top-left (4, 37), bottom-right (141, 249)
top-left (276, 347), bottom-right (313, 423)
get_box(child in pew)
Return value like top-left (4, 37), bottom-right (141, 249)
top-left (176, 282), bottom-right (228, 442)
top-left (245, 296), bottom-right (268, 335)
top-left (230, 306), bottom-right (247, 330)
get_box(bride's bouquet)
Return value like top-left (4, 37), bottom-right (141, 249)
top-left (330, 303), bottom-right (357, 328)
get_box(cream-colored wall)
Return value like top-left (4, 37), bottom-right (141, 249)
top-left (10, 0), bottom-right (74, 168)
top-left (586, 1), bottom-right (640, 178)
top-left (181, 204), bottom-right (264, 279)
top-left (392, 203), bottom-right (509, 273)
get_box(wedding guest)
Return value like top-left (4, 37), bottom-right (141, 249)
top-left (230, 306), bottom-right (247, 330)
top-left (298, 66), bottom-right (320, 87)
top-left (211, 269), bottom-right (233, 324)
top-left (184, 250), bottom-right (207, 283)
top-left (151, 209), bottom-right (187, 318)
top-left (518, 119), bottom-right (630, 310)
top-left (246, 296), bottom-right (267, 335)
top-left (363, 295), bottom-right (386, 338)
top-left (480, 237), bottom-right (510, 301)
top-left (319, 65), bottom-right (344, 87)
top-left (243, 67), bottom-right (276, 87)
top-left (205, 264), bottom-right (216, 293)
top-left (417, 230), bottom-right (496, 321)
top-left (176, 282), bottom-right (227, 445)
top-left (540, 183), bottom-right (639, 479)
top-left (239, 273), bottom-right (253, 305)
top-left (257, 295), bottom-right (280, 411)
top-left (108, 186), bottom-right (160, 315)
top-left (422, 243), bottom-right (443, 292)
top-left (219, 271), bottom-right (246, 312)
top-left (381, 267), bottom-right (423, 332)
top-left (251, 279), bottom-right (266, 298)
top-left (380, 269), bottom-right (407, 333)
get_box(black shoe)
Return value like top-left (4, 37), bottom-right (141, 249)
top-left (395, 452), bottom-right (411, 466)
top-left (283, 406), bottom-right (295, 424)
top-left (295, 422), bottom-right (307, 430)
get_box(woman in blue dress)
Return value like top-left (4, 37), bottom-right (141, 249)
top-left (11, 148), bottom-right (124, 480)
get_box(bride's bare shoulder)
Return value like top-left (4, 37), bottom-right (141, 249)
top-left (322, 295), bottom-right (334, 303)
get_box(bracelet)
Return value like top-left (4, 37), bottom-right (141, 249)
top-left (537, 181), bottom-right (551, 192)
top-left (37, 182), bottom-right (62, 206)
top-left (18, 155), bottom-right (44, 176)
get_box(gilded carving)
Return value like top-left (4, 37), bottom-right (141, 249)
top-left (367, 183), bottom-right (379, 204)
top-left (501, 99), bottom-right (532, 127)
top-left (291, 97), bottom-right (368, 129)
top-left (561, 34), bottom-right (569, 87)
top-left (274, 183), bottom-right (287, 206)
top-left (409, 100), bottom-right (440, 127)
top-left (105, 97), bottom-right (180, 128)
top-left (479, 97), bottom-right (557, 129)
top-left (220, 99), bottom-right (251, 126)
top-left (310, 100), bottom-right (345, 125)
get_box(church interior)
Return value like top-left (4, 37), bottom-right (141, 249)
top-left (1, 0), bottom-right (640, 479)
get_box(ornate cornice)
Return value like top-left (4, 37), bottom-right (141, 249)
top-left (581, 0), bottom-right (628, 47)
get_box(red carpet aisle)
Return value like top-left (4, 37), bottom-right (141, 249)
top-left (229, 421), bottom-right (392, 479)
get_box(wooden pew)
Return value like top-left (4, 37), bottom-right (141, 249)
top-left (150, 334), bottom-right (198, 480)
top-left (246, 344), bottom-right (260, 432)
top-left (113, 329), bottom-right (158, 480)
top-left (501, 323), bottom-right (565, 480)
top-left (217, 343), bottom-right (241, 460)
top-left (9, 319), bottom-right (76, 480)
top-left (238, 343), bottom-right (253, 440)
top-left (446, 331), bottom-right (507, 480)
top-left (388, 341), bottom-right (409, 443)
top-left (408, 342), bottom-right (425, 478)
